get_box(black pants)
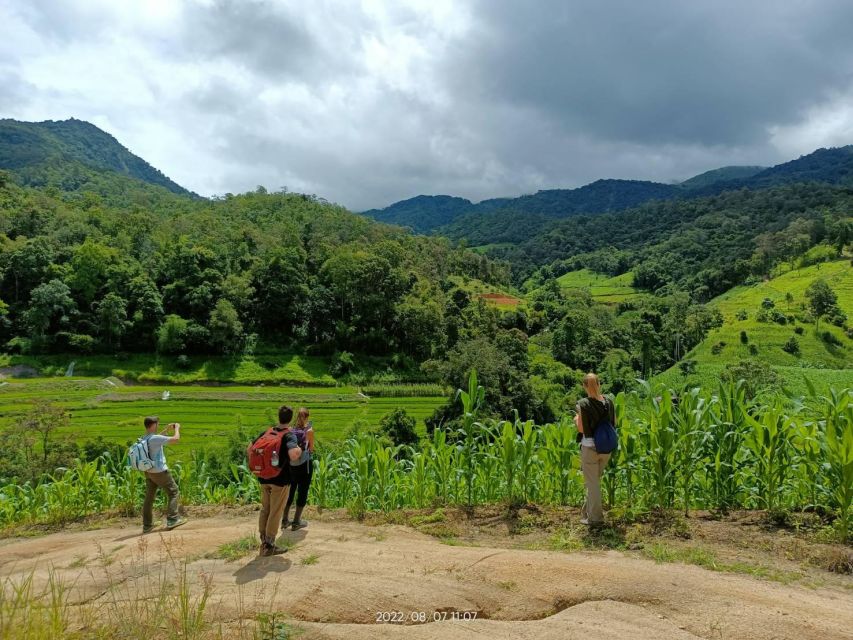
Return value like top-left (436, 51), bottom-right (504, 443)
top-left (285, 460), bottom-right (313, 508)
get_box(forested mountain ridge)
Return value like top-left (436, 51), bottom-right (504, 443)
top-left (362, 195), bottom-right (473, 233)
top-left (365, 145), bottom-right (853, 239)
top-left (0, 118), bottom-right (195, 197)
top-left (678, 165), bottom-right (766, 189)
top-left (510, 183), bottom-right (853, 292)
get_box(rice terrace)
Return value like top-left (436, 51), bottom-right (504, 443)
top-left (2, 2), bottom-right (853, 639)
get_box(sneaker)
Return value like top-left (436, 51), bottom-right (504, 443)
top-left (165, 517), bottom-right (188, 531)
top-left (291, 519), bottom-right (308, 531)
top-left (281, 519), bottom-right (291, 528)
top-left (142, 525), bottom-right (155, 534)
top-left (579, 517), bottom-right (589, 526)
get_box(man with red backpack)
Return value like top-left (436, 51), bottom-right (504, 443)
top-left (249, 405), bottom-right (302, 556)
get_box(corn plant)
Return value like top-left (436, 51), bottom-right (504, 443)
top-left (816, 388), bottom-right (853, 539)
top-left (745, 401), bottom-right (795, 511)
top-left (455, 369), bottom-right (486, 507)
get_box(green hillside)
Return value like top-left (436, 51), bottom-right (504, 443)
top-left (0, 118), bottom-right (194, 196)
top-left (555, 269), bottom-right (641, 304)
top-left (655, 258), bottom-right (852, 393)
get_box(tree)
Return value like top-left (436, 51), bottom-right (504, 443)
top-left (252, 248), bottom-right (309, 339)
top-left (25, 279), bottom-right (76, 341)
top-left (209, 299), bottom-right (244, 353)
top-left (157, 314), bottom-right (189, 354)
top-left (805, 279), bottom-right (838, 332)
top-left (96, 292), bottom-right (128, 347)
top-left (68, 240), bottom-right (118, 305)
top-left (379, 408), bottom-right (419, 447)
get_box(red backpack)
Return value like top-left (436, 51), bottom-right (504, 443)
top-left (247, 427), bottom-right (287, 479)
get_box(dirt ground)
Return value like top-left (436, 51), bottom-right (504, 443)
top-left (0, 507), bottom-right (851, 639)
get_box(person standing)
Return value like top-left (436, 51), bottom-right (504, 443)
top-left (574, 373), bottom-right (616, 526)
top-left (254, 405), bottom-right (302, 556)
top-left (141, 416), bottom-right (187, 533)
top-left (282, 407), bottom-right (315, 530)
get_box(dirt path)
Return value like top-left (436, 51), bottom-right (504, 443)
top-left (0, 511), bottom-right (851, 639)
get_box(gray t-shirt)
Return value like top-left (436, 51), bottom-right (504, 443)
top-left (144, 434), bottom-right (170, 472)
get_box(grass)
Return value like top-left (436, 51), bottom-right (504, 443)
top-left (0, 352), bottom-right (337, 385)
top-left (206, 534), bottom-right (260, 562)
top-left (0, 376), bottom-right (446, 455)
top-left (555, 269), bottom-right (643, 304)
top-left (695, 259), bottom-right (851, 367)
top-left (640, 542), bottom-right (802, 584)
top-left (300, 554), bottom-right (319, 565)
top-left (655, 259), bottom-right (852, 392)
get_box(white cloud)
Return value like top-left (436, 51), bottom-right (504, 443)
top-left (1, 0), bottom-right (852, 210)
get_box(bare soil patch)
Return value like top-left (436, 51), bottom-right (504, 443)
top-left (0, 507), bottom-right (850, 639)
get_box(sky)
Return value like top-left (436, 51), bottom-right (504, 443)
top-left (2, 0), bottom-right (853, 210)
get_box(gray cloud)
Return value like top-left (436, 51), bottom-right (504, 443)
top-left (1, 0), bottom-right (852, 210)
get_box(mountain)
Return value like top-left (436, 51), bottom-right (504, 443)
top-left (362, 195), bottom-right (473, 233)
top-left (0, 118), bottom-right (195, 197)
top-left (679, 165), bottom-right (766, 189)
top-left (365, 179), bottom-right (680, 233)
top-left (365, 145), bottom-right (853, 240)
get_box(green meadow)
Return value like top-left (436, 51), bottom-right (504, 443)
top-left (0, 377), bottom-right (445, 459)
top-left (556, 269), bottom-right (642, 303)
top-left (655, 259), bottom-right (853, 393)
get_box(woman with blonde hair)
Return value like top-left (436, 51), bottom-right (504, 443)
top-left (282, 407), bottom-right (315, 530)
top-left (574, 373), bottom-right (616, 526)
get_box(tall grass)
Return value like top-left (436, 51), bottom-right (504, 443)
top-left (2, 380), bottom-right (851, 539)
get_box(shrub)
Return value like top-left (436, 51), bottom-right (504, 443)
top-left (821, 331), bottom-right (843, 347)
top-left (735, 309), bottom-right (748, 321)
top-left (794, 326), bottom-right (804, 335)
top-left (721, 360), bottom-right (780, 398)
top-left (828, 310), bottom-right (848, 328)
top-left (782, 336), bottom-right (800, 356)
top-left (379, 407), bottom-right (419, 447)
top-left (711, 341), bottom-right (726, 356)
top-left (678, 359), bottom-right (697, 375)
top-left (740, 330), bottom-right (748, 345)
top-left (771, 310), bottom-right (788, 325)
top-left (761, 298), bottom-right (775, 310)
top-left (68, 334), bottom-right (96, 353)
top-left (330, 351), bottom-right (355, 377)
top-left (748, 344), bottom-right (759, 356)
top-left (176, 354), bottom-right (191, 369)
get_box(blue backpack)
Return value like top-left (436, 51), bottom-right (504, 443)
top-left (593, 399), bottom-right (618, 454)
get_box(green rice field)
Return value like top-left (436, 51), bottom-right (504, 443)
top-left (0, 377), bottom-right (445, 457)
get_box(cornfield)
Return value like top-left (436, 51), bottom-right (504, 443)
top-left (1, 380), bottom-right (850, 540)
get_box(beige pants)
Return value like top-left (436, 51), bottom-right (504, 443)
top-left (259, 484), bottom-right (290, 543)
top-left (581, 446), bottom-right (611, 524)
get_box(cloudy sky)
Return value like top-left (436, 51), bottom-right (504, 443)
top-left (2, 0), bottom-right (853, 210)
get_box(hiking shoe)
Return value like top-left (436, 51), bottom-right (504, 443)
top-left (281, 519), bottom-right (291, 528)
top-left (262, 544), bottom-right (288, 557)
top-left (291, 519), bottom-right (308, 531)
top-left (165, 517), bottom-right (188, 531)
top-left (142, 525), bottom-right (155, 534)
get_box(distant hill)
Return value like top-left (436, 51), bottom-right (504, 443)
top-left (365, 145), bottom-right (853, 239)
top-left (0, 118), bottom-right (195, 197)
top-left (679, 165), bottom-right (766, 189)
top-left (362, 195), bottom-right (473, 233)
top-left (366, 179), bottom-right (680, 233)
